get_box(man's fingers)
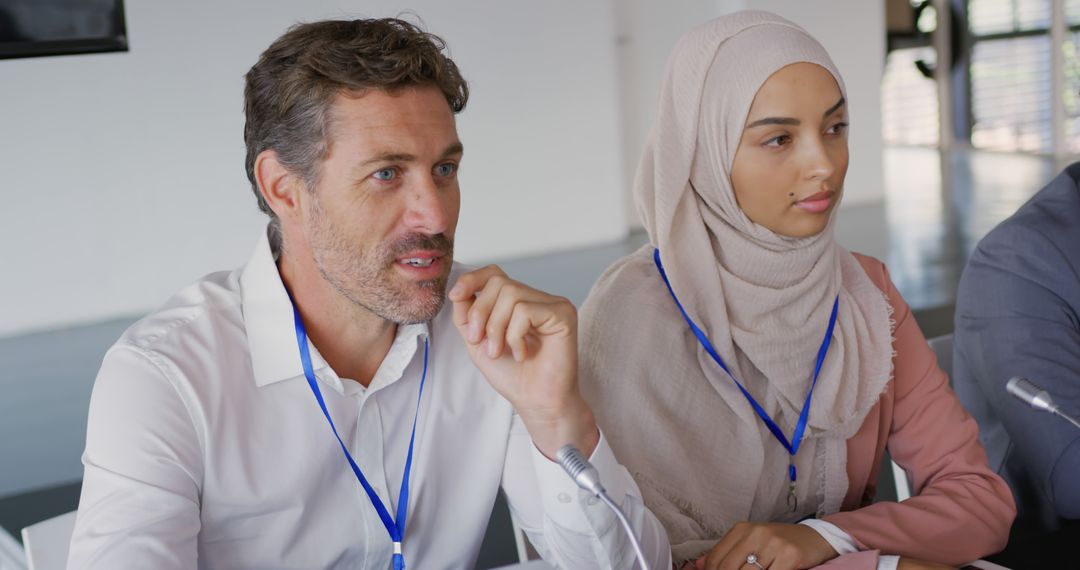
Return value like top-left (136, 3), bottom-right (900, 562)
top-left (505, 302), bottom-right (551, 362)
top-left (464, 274), bottom-right (508, 345)
top-left (452, 293), bottom-right (473, 330)
top-left (482, 285), bottom-right (522, 358)
top-left (450, 264), bottom-right (576, 363)
top-left (448, 265), bottom-right (506, 303)
top-left (450, 265), bottom-right (508, 344)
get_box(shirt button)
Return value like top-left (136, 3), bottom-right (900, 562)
top-left (557, 492), bottom-right (571, 504)
top-left (587, 496), bottom-right (599, 506)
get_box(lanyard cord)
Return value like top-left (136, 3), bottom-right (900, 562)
top-left (292, 301), bottom-right (429, 570)
top-left (653, 248), bottom-right (838, 508)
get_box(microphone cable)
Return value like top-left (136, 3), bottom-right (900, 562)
top-left (556, 444), bottom-right (651, 570)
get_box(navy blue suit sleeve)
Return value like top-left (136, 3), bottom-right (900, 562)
top-left (955, 221), bottom-right (1080, 519)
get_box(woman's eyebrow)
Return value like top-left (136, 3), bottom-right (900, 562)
top-left (746, 97), bottom-right (847, 129)
top-left (823, 97), bottom-right (846, 117)
top-left (747, 116), bottom-right (799, 128)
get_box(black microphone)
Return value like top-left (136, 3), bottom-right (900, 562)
top-left (556, 444), bottom-right (652, 570)
top-left (1006, 376), bottom-right (1080, 430)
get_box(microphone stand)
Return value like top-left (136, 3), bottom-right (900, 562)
top-left (1007, 376), bottom-right (1080, 430)
top-left (556, 444), bottom-right (651, 570)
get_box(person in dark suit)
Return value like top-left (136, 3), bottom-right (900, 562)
top-left (954, 162), bottom-right (1080, 566)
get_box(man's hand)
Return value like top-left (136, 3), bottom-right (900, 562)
top-left (693, 522), bottom-right (839, 570)
top-left (449, 265), bottom-right (598, 458)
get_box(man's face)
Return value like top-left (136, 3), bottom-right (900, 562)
top-left (302, 85), bottom-right (462, 324)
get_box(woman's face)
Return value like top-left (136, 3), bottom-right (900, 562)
top-left (729, 62), bottom-right (849, 238)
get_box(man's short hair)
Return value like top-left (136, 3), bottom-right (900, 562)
top-left (243, 18), bottom-right (469, 226)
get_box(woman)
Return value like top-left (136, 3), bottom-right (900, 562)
top-left (579, 11), bottom-right (1015, 570)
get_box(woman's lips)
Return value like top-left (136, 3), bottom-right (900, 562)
top-left (794, 190), bottom-right (835, 214)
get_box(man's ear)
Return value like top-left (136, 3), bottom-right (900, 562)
top-left (254, 149), bottom-right (305, 223)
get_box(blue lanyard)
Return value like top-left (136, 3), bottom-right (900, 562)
top-left (653, 248), bottom-right (838, 511)
top-left (291, 302), bottom-right (429, 570)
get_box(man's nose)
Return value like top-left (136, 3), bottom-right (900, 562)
top-left (402, 174), bottom-right (450, 235)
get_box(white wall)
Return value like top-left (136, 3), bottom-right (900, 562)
top-left (0, 0), bottom-right (626, 337)
top-left (614, 0), bottom-right (887, 228)
top-left (613, 0), bottom-right (718, 227)
top-left (1, 0), bottom-right (886, 337)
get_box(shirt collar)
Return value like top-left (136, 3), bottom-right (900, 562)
top-left (366, 322), bottom-right (428, 393)
top-left (239, 228), bottom-right (430, 390)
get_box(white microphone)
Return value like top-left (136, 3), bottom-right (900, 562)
top-left (556, 444), bottom-right (651, 570)
top-left (1006, 376), bottom-right (1080, 430)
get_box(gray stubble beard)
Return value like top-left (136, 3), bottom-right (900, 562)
top-left (307, 194), bottom-right (453, 325)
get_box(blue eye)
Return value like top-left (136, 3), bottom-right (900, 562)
top-left (434, 163), bottom-right (457, 177)
top-left (373, 168), bottom-right (396, 181)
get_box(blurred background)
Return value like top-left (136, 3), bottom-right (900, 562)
top-left (0, 0), bottom-right (1075, 567)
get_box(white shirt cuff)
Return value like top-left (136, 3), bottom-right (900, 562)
top-left (879, 555), bottom-right (900, 570)
top-left (799, 519), bottom-right (859, 555)
top-left (799, 520), bottom-right (899, 570)
top-left (530, 432), bottom-right (627, 533)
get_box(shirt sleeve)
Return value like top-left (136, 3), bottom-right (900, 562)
top-left (68, 344), bottom-right (203, 570)
top-left (821, 263), bottom-right (1016, 566)
top-left (799, 519), bottom-right (898, 570)
top-left (954, 222), bottom-right (1080, 519)
top-left (500, 414), bottom-right (672, 569)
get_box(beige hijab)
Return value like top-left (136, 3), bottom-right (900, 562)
top-left (579, 11), bottom-right (894, 563)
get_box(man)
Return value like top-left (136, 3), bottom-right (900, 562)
top-left (953, 162), bottom-right (1080, 565)
top-left (68, 18), bottom-right (670, 569)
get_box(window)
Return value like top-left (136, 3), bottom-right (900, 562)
top-left (969, 35), bottom-right (1053, 152)
top-left (883, 47), bottom-right (941, 146)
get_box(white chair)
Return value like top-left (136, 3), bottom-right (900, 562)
top-left (891, 333), bottom-right (956, 503)
top-left (20, 511), bottom-right (76, 570)
top-left (511, 516), bottom-right (533, 563)
top-left (927, 333), bottom-right (954, 382)
top-left (889, 459), bottom-right (912, 502)
top-left (0, 528), bottom-right (28, 570)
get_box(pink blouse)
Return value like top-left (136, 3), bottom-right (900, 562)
top-left (820, 255), bottom-right (1016, 565)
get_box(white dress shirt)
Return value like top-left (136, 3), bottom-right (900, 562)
top-left (69, 231), bottom-right (671, 570)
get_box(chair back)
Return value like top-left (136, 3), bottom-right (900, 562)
top-left (20, 511), bottom-right (76, 570)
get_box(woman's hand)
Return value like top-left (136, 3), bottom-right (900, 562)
top-left (896, 558), bottom-right (955, 570)
top-left (693, 522), bottom-right (838, 570)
